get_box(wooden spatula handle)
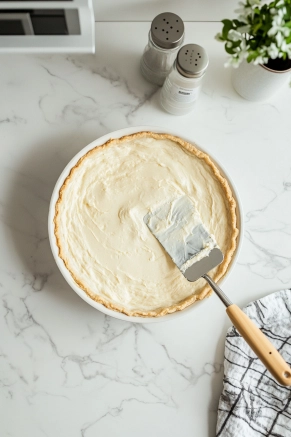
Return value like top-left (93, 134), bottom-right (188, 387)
top-left (226, 304), bottom-right (291, 386)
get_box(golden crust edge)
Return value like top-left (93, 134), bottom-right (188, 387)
top-left (54, 131), bottom-right (239, 318)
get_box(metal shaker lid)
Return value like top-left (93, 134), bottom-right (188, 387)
top-left (151, 13), bottom-right (184, 49)
top-left (176, 44), bottom-right (209, 78)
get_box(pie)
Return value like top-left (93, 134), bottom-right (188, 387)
top-left (54, 131), bottom-right (239, 317)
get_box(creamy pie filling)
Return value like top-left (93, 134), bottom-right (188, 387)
top-left (54, 132), bottom-right (238, 317)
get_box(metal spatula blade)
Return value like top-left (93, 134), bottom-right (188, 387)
top-left (183, 247), bottom-right (223, 282)
top-left (144, 195), bottom-right (220, 275)
top-left (144, 194), bottom-right (291, 386)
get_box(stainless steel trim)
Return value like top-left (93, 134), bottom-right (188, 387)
top-left (176, 44), bottom-right (209, 78)
top-left (0, 13), bottom-right (34, 35)
top-left (151, 12), bottom-right (184, 49)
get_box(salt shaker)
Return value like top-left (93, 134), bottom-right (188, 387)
top-left (160, 44), bottom-right (209, 115)
top-left (140, 12), bottom-right (185, 86)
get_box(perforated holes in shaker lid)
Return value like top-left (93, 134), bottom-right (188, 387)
top-left (151, 12), bottom-right (184, 49)
top-left (177, 44), bottom-right (209, 78)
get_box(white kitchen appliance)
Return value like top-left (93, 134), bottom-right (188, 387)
top-left (0, 0), bottom-right (95, 53)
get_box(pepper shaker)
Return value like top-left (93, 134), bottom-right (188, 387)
top-left (160, 44), bottom-right (209, 115)
top-left (140, 13), bottom-right (185, 86)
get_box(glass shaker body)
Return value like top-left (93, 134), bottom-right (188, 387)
top-left (160, 44), bottom-right (209, 115)
top-left (140, 13), bottom-right (184, 86)
top-left (160, 63), bottom-right (204, 115)
top-left (141, 32), bottom-right (183, 86)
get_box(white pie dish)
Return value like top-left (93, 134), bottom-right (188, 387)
top-left (48, 125), bottom-right (244, 323)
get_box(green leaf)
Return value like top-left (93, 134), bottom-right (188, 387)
top-left (253, 8), bottom-right (259, 15)
top-left (249, 39), bottom-right (258, 50)
top-left (253, 22), bottom-right (262, 33)
top-left (230, 40), bottom-right (242, 50)
top-left (246, 51), bottom-right (259, 62)
top-left (233, 19), bottom-right (247, 28)
top-left (221, 19), bottom-right (234, 39)
top-left (225, 44), bottom-right (236, 55)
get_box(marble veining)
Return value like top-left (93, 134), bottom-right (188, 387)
top-left (37, 55), bottom-right (158, 127)
top-left (241, 175), bottom-right (291, 284)
top-left (0, 22), bottom-right (291, 437)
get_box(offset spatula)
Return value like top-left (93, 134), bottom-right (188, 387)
top-left (144, 195), bottom-right (291, 386)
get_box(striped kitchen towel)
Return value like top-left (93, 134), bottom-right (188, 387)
top-left (216, 289), bottom-right (291, 437)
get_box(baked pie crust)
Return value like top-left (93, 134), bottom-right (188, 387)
top-left (54, 131), bottom-right (239, 317)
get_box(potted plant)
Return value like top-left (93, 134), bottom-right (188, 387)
top-left (216, 0), bottom-right (291, 101)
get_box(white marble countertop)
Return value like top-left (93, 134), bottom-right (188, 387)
top-left (1, 22), bottom-right (291, 437)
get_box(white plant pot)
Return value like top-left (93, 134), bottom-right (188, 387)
top-left (232, 59), bottom-right (291, 101)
